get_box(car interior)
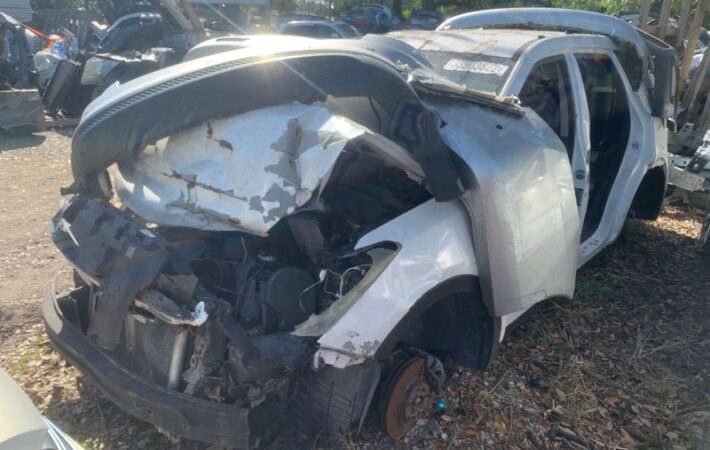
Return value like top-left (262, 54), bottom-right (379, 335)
top-left (575, 53), bottom-right (631, 240)
top-left (518, 56), bottom-right (576, 160)
top-left (518, 53), bottom-right (631, 241)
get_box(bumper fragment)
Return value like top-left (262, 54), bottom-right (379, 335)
top-left (43, 288), bottom-right (276, 448)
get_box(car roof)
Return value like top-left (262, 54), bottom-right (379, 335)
top-left (282, 20), bottom-right (345, 27)
top-left (389, 28), bottom-right (569, 59)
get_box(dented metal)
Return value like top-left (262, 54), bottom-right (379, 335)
top-left (116, 105), bottom-right (367, 233)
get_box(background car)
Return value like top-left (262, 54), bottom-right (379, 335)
top-left (277, 20), bottom-right (360, 39)
top-left (0, 369), bottom-right (83, 450)
top-left (408, 9), bottom-right (444, 30)
top-left (340, 6), bottom-right (399, 34)
top-left (275, 13), bottom-right (328, 27)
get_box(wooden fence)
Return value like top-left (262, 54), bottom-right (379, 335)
top-left (34, 9), bottom-right (95, 49)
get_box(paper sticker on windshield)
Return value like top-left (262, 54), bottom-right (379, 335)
top-left (443, 59), bottom-right (508, 76)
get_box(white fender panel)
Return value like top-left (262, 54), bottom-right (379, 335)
top-left (314, 198), bottom-right (478, 367)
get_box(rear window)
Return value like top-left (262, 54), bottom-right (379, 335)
top-left (421, 51), bottom-right (514, 95)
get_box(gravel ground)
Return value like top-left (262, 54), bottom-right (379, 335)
top-left (0, 130), bottom-right (708, 450)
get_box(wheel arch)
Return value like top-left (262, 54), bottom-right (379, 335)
top-left (629, 163), bottom-right (667, 220)
top-left (374, 275), bottom-right (500, 371)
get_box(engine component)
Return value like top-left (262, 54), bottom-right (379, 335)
top-left (134, 289), bottom-right (207, 326)
top-left (228, 333), bottom-right (305, 404)
top-left (167, 328), bottom-right (188, 390)
top-left (262, 267), bottom-right (316, 333)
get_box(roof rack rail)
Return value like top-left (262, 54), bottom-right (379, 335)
top-left (438, 8), bottom-right (649, 84)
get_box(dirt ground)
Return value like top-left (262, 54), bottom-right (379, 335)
top-left (0, 130), bottom-right (74, 341)
top-left (0, 130), bottom-right (708, 450)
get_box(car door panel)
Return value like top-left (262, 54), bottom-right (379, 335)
top-left (430, 98), bottom-right (580, 317)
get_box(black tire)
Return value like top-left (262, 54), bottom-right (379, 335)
top-left (289, 360), bottom-right (381, 438)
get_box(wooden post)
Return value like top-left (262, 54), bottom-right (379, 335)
top-left (682, 43), bottom-right (710, 116)
top-left (180, 0), bottom-right (205, 32)
top-left (639, 0), bottom-right (652, 31)
top-left (676, 0), bottom-right (692, 47)
top-left (696, 93), bottom-right (710, 131)
top-left (657, 0), bottom-right (673, 40)
top-left (160, 0), bottom-right (194, 32)
top-left (680, 0), bottom-right (708, 97)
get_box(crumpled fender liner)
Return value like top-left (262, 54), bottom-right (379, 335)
top-left (72, 50), bottom-right (462, 202)
top-left (51, 196), bottom-right (168, 349)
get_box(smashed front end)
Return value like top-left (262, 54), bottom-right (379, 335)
top-left (45, 39), bottom-right (463, 447)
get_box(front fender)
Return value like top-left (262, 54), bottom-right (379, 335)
top-left (302, 198), bottom-right (479, 368)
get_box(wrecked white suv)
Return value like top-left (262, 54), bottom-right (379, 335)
top-left (45, 9), bottom-right (677, 448)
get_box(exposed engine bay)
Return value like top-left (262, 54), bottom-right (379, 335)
top-left (50, 103), bottom-right (432, 443)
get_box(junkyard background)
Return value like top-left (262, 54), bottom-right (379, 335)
top-left (1, 0), bottom-right (710, 448)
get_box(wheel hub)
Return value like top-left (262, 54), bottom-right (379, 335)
top-left (380, 356), bottom-right (436, 440)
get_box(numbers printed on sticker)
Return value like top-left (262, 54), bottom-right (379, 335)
top-left (443, 59), bottom-right (509, 76)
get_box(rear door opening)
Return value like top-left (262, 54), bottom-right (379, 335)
top-left (574, 53), bottom-right (632, 240)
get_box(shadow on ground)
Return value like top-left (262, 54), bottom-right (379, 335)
top-left (0, 131), bottom-right (47, 152)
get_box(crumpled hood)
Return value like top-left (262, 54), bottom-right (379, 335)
top-left (113, 104), bottom-right (423, 234)
top-left (71, 36), bottom-right (462, 203)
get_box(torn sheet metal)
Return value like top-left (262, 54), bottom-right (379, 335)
top-left (113, 104), bottom-right (413, 234)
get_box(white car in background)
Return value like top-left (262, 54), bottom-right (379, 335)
top-left (0, 369), bottom-right (83, 450)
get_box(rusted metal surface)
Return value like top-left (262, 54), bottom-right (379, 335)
top-left (380, 357), bottom-right (433, 440)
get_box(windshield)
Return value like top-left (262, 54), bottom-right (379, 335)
top-left (421, 51), bottom-right (514, 95)
top-left (335, 23), bottom-right (360, 37)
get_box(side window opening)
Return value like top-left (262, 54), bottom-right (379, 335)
top-left (518, 57), bottom-right (576, 160)
top-left (575, 53), bottom-right (631, 240)
top-left (285, 25), bottom-right (317, 37)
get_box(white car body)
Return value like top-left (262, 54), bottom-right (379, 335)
top-left (44, 8), bottom-right (676, 446)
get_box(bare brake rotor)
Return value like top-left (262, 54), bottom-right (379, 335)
top-left (380, 356), bottom-right (439, 440)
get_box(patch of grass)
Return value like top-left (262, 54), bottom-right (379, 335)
top-left (5, 333), bottom-right (51, 377)
top-left (574, 278), bottom-right (624, 303)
